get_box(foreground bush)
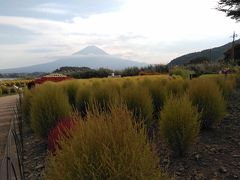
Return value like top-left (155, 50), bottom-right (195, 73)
top-left (160, 95), bottom-right (200, 156)
top-left (44, 105), bottom-right (163, 180)
top-left (31, 83), bottom-right (72, 138)
top-left (0, 87), bottom-right (2, 96)
top-left (189, 79), bottom-right (225, 129)
top-left (48, 117), bottom-right (75, 153)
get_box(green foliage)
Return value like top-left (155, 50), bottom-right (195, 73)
top-left (44, 105), bottom-right (163, 180)
top-left (160, 95), bottom-right (200, 156)
top-left (122, 84), bottom-right (153, 129)
top-left (169, 67), bottom-right (194, 79)
top-left (75, 85), bottom-right (91, 117)
top-left (31, 83), bottom-right (72, 138)
top-left (0, 87), bottom-right (2, 96)
top-left (22, 89), bottom-right (33, 124)
top-left (165, 79), bottom-right (189, 97)
top-left (121, 67), bottom-right (140, 77)
top-left (90, 82), bottom-right (120, 112)
top-left (189, 79), bottom-right (226, 129)
top-left (70, 67), bottom-right (113, 79)
top-left (141, 79), bottom-right (167, 118)
top-left (215, 76), bottom-right (236, 97)
top-left (63, 81), bottom-right (79, 106)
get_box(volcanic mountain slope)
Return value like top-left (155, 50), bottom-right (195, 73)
top-left (0, 46), bottom-right (147, 73)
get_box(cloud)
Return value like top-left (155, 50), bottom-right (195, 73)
top-left (0, 0), bottom-right (239, 68)
top-left (31, 3), bottom-right (70, 15)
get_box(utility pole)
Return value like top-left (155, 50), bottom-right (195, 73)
top-left (231, 31), bottom-right (238, 63)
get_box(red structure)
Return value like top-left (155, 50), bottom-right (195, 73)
top-left (34, 73), bottom-right (72, 85)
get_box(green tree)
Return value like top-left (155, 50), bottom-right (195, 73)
top-left (217, 0), bottom-right (240, 21)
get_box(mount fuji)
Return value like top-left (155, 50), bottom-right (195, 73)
top-left (0, 46), bottom-right (147, 73)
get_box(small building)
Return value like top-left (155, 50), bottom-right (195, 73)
top-left (28, 73), bottom-right (72, 89)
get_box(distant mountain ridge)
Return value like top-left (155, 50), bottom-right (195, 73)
top-left (0, 46), bottom-right (147, 73)
top-left (169, 39), bottom-right (240, 66)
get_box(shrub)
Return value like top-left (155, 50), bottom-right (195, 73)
top-left (165, 79), bottom-right (189, 97)
top-left (90, 82), bottom-right (120, 112)
top-left (189, 79), bottom-right (226, 129)
top-left (63, 81), bottom-right (79, 106)
top-left (22, 89), bottom-right (34, 124)
top-left (9, 87), bottom-right (17, 94)
top-left (31, 83), bottom-right (72, 138)
top-left (121, 84), bottom-right (153, 129)
top-left (48, 117), bottom-right (75, 153)
top-left (215, 76), bottom-right (236, 97)
top-left (0, 87), bottom-right (2, 96)
top-left (160, 95), bottom-right (200, 156)
top-left (1, 85), bottom-right (10, 95)
top-left (75, 85), bottom-right (91, 117)
top-left (44, 105), bottom-right (163, 180)
top-left (142, 79), bottom-right (167, 119)
top-left (169, 67), bottom-right (194, 79)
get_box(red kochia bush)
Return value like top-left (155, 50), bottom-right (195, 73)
top-left (48, 118), bottom-right (75, 153)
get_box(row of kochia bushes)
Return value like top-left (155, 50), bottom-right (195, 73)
top-left (0, 85), bottom-right (18, 96)
top-left (22, 75), bottom-right (236, 179)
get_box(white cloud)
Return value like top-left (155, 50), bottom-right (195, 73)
top-left (0, 0), bottom-right (239, 68)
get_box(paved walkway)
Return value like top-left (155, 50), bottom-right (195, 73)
top-left (0, 95), bottom-right (18, 159)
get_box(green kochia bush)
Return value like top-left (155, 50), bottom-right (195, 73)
top-left (160, 95), bottom-right (200, 156)
top-left (44, 105), bottom-right (163, 180)
top-left (90, 81), bottom-right (120, 112)
top-left (215, 76), bottom-right (236, 98)
top-left (169, 67), bottom-right (194, 79)
top-left (122, 84), bottom-right (153, 129)
top-left (63, 81), bottom-right (80, 107)
top-left (189, 79), bottom-right (226, 129)
top-left (31, 83), bottom-right (72, 138)
top-left (22, 89), bottom-right (34, 124)
top-left (165, 79), bottom-right (189, 97)
top-left (147, 80), bottom-right (167, 118)
top-left (75, 85), bottom-right (91, 117)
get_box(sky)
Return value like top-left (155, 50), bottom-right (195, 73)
top-left (0, 0), bottom-right (239, 68)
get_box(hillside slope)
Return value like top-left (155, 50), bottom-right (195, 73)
top-left (169, 39), bottom-right (240, 66)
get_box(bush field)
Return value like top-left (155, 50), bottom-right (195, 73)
top-left (21, 74), bottom-right (235, 177)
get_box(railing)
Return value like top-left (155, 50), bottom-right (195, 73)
top-left (0, 93), bottom-right (24, 180)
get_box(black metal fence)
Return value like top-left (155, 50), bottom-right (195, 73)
top-left (0, 93), bottom-right (24, 180)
